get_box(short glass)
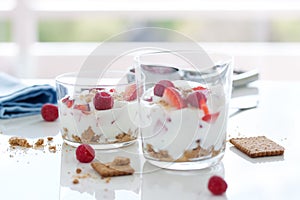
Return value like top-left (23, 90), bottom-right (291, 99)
top-left (55, 71), bottom-right (141, 149)
top-left (136, 51), bottom-right (233, 170)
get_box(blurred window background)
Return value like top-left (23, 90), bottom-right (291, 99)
top-left (1, 0), bottom-right (300, 80)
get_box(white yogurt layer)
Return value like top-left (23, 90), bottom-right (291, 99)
top-left (58, 92), bottom-right (139, 143)
top-left (140, 80), bottom-right (228, 160)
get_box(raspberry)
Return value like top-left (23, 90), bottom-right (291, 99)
top-left (154, 80), bottom-right (175, 97)
top-left (75, 144), bottom-right (95, 163)
top-left (41, 104), bottom-right (58, 122)
top-left (208, 176), bottom-right (227, 195)
top-left (93, 91), bottom-right (114, 110)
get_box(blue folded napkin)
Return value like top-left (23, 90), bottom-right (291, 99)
top-left (0, 72), bottom-right (57, 119)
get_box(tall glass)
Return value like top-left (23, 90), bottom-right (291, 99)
top-left (55, 71), bottom-right (142, 149)
top-left (136, 51), bottom-right (233, 170)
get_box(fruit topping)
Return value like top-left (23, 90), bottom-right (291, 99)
top-left (93, 91), bottom-right (114, 110)
top-left (192, 86), bottom-right (207, 91)
top-left (62, 96), bottom-right (74, 108)
top-left (202, 112), bottom-right (220, 123)
top-left (208, 175), bottom-right (228, 195)
top-left (144, 96), bottom-right (153, 102)
top-left (199, 99), bottom-right (209, 115)
top-left (124, 84), bottom-right (137, 101)
top-left (154, 80), bottom-right (175, 97)
top-left (109, 88), bottom-right (116, 93)
top-left (186, 91), bottom-right (207, 108)
top-left (76, 144), bottom-right (95, 163)
top-left (74, 104), bottom-right (90, 113)
top-left (162, 87), bottom-right (187, 109)
top-left (41, 103), bottom-right (59, 122)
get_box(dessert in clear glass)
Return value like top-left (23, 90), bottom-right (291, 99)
top-left (137, 51), bottom-right (233, 170)
top-left (56, 71), bottom-right (141, 149)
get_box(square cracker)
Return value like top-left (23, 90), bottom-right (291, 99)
top-left (91, 157), bottom-right (134, 178)
top-left (229, 136), bottom-right (285, 158)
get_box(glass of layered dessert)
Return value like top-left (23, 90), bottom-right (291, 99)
top-left (55, 71), bottom-right (142, 149)
top-left (136, 50), bottom-right (233, 170)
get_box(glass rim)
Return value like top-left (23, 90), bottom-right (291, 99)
top-left (135, 50), bottom-right (233, 73)
top-left (136, 50), bottom-right (233, 61)
top-left (55, 70), bottom-right (142, 87)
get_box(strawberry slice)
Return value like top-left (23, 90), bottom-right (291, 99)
top-left (162, 87), bottom-right (187, 109)
top-left (74, 104), bottom-right (90, 111)
top-left (62, 96), bottom-right (74, 108)
top-left (62, 96), bottom-right (70, 103)
top-left (124, 84), bottom-right (137, 101)
top-left (66, 99), bottom-right (74, 108)
top-left (199, 99), bottom-right (209, 115)
top-left (186, 91), bottom-right (207, 108)
top-left (154, 80), bottom-right (175, 97)
top-left (202, 112), bottom-right (220, 123)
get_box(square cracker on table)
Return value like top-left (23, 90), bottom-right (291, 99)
top-left (91, 156), bottom-right (135, 178)
top-left (229, 136), bottom-right (285, 158)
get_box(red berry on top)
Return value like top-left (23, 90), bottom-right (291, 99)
top-left (75, 144), bottom-right (95, 163)
top-left (154, 80), bottom-right (175, 97)
top-left (93, 91), bottom-right (114, 110)
top-left (192, 85), bottom-right (207, 91)
top-left (162, 87), bottom-right (187, 109)
top-left (186, 91), bottom-right (207, 108)
top-left (41, 103), bottom-right (59, 122)
top-left (208, 176), bottom-right (228, 195)
top-left (124, 84), bottom-right (137, 101)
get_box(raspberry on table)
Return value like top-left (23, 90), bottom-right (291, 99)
top-left (41, 103), bottom-right (59, 122)
top-left (208, 175), bottom-right (228, 195)
top-left (75, 144), bottom-right (95, 163)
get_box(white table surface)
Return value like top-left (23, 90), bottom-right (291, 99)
top-left (0, 80), bottom-right (299, 200)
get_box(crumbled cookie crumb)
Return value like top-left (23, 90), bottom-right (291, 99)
top-left (114, 131), bottom-right (136, 143)
top-left (73, 179), bottom-right (79, 184)
top-left (63, 127), bottom-right (69, 133)
top-left (47, 137), bottom-right (53, 141)
top-left (48, 145), bottom-right (56, 153)
top-left (76, 168), bottom-right (82, 174)
top-left (34, 139), bottom-right (44, 147)
top-left (146, 144), bottom-right (173, 161)
top-left (9, 137), bottom-right (32, 148)
top-left (72, 135), bottom-right (82, 143)
top-left (81, 126), bottom-right (100, 143)
top-left (105, 177), bottom-right (111, 183)
top-left (146, 141), bottom-right (217, 162)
